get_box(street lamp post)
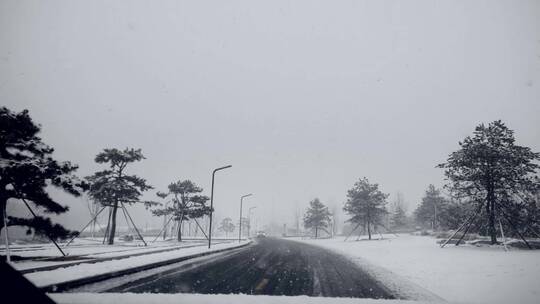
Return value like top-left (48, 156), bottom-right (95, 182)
top-left (248, 206), bottom-right (257, 238)
top-left (208, 165), bottom-right (232, 249)
top-left (239, 194), bottom-right (253, 242)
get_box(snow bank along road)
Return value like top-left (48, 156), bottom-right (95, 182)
top-left (106, 237), bottom-right (396, 299)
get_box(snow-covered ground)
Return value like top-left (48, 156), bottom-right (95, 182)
top-left (49, 292), bottom-right (437, 304)
top-left (297, 234), bottom-right (540, 304)
top-left (2, 237), bottom-right (225, 258)
top-left (24, 240), bottom-right (250, 288)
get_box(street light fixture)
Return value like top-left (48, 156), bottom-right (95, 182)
top-left (208, 165), bottom-right (232, 249)
top-left (248, 206), bottom-right (257, 238)
top-left (239, 193), bottom-right (253, 242)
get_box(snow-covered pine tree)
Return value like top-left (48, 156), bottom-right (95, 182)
top-left (86, 148), bottom-right (156, 245)
top-left (152, 180), bottom-right (211, 242)
top-left (343, 177), bottom-right (388, 240)
top-left (438, 120), bottom-right (540, 244)
top-left (414, 185), bottom-right (446, 231)
top-left (303, 198), bottom-right (331, 238)
top-left (0, 107), bottom-right (87, 240)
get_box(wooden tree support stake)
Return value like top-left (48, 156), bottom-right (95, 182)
top-left (499, 219), bottom-right (508, 251)
top-left (500, 211), bottom-right (532, 250)
top-left (19, 197), bottom-right (66, 257)
top-left (378, 223), bottom-right (399, 237)
top-left (121, 202), bottom-right (147, 246)
top-left (65, 206), bottom-right (106, 247)
top-left (441, 203), bottom-right (482, 248)
top-left (192, 218), bottom-right (209, 241)
top-left (151, 215), bottom-right (175, 243)
top-left (344, 222), bottom-right (362, 242)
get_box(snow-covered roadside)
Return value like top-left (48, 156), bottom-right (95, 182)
top-left (49, 292), bottom-right (437, 304)
top-left (2, 238), bottom-right (210, 259)
top-left (296, 235), bottom-right (540, 304)
top-left (25, 241), bottom-right (250, 288)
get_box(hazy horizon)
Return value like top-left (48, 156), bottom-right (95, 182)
top-left (1, 0), bottom-right (539, 233)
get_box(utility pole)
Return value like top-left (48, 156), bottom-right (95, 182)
top-left (239, 194), bottom-right (253, 242)
top-left (208, 165), bottom-right (232, 249)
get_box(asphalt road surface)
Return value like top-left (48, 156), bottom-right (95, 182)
top-left (112, 237), bottom-right (395, 299)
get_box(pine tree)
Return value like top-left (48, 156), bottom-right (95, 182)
top-left (152, 180), bottom-right (210, 241)
top-left (0, 107), bottom-right (86, 240)
top-left (414, 185), bottom-right (446, 231)
top-left (438, 120), bottom-right (540, 244)
top-left (391, 205), bottom-right (408, 230)
top-left (343, 177), bottom-right (388, 240)
top-left (390, 192), bottom-right (408, 230)
top-left (86, 148), bottom-right (156, 245)
top-left (303, 198), bottom-right (331, 238)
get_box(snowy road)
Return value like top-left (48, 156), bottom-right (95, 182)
top-left (110, 237), bottom-right (395, 299)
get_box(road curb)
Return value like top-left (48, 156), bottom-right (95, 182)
top-left (39, 241), bottom-right (252, 293)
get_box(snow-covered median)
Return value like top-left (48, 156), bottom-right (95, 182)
top-left (296, 235), bottom-right (540, 304)
top-left (13, 241), bottom-right (227, 272)
top-left (25, 241), bottom-right (250, 288)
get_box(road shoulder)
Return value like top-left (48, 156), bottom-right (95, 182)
top-left (289, 237), bottom-right (445, 302)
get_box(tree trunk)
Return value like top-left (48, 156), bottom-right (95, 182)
top-left (315, 227), bottom-right (318, 238)
top-left (177, 219), bottom-right (183, 241)
top-left (170, 221), bottom-right (176, 239)
top-left (367, 209), bottom-right (372, 240)
top-left (107, 202), bottom-right (118, 245)
top-left (163, 218), bottom-right (167, 241)
top-left (432, 202), bottom-right (438, 232)
top-left (487, 188), bottom-right (497, 244)
top-left (489, 201), bottom-right (497, 244)
top-left (102, 208), bottom-right (111, 244)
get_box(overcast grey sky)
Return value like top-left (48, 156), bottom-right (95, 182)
top-left (1, 0), bottom-right (539, 231)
